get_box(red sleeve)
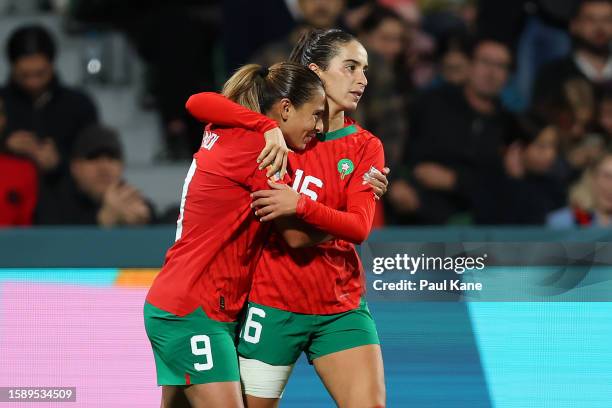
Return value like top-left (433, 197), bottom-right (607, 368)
top-left (295, 137), bottom-right (385, 244)
top-left (185, 92), bottom-right (277, 133)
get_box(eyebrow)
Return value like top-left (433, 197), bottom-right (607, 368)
top-left (343, 59), bottom-right (368, 68)
top-left (342, 58), bottom-right (369, 70)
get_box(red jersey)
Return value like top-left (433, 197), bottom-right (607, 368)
top-left (250, 122), bottom-right (384, 314)
top-left (0, 154), bottom-right (38, 227)
top-left (183, 92), bottom-right (385, 314)
top-left (146, 127), bottom-right (275, 321)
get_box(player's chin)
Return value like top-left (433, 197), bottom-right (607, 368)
top-left (342, 99), bottom-right (360, 111)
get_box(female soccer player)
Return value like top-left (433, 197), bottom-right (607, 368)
top-left (188, 29), bottom-right (387, 408)
top-left (144, 62), bottom-right (327, 408)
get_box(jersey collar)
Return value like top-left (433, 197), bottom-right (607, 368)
top-left (317, 125), bottom-right (358, 142)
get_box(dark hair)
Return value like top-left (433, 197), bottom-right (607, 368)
top-left (7, 25), bottom-right (56, 64)
top-left (72, 124), bottom-right (123, 160)
top-left (359, 5), bottom-right (403, 35)
top-left (222, 62), bottom-right (323, 114)
top-left (289, 28), bottom-right (356, 70)
top-left (436, 29), bottom-right (473, 61)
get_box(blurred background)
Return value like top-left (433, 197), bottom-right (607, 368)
top-left (4, 0), bottom-right (612, 229)
top-left (2, 1), bottom-right (612, 407)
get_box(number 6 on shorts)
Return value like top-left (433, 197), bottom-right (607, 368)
top-left (242, 307), bottom-right (266, 344)
top-left (191, 335), bottom-right (214, 371)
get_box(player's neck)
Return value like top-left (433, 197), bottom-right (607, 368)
top-left (327, 103), bottom-right (345, 132)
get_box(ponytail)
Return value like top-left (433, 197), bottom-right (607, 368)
top-left (222, 64), bottom-right (265, 112)
top-left (221, 62), bottom-right (323, 114)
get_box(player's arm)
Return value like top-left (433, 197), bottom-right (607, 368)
top-left (253, 139), bottom-right (386, 244)
top-left (253, 183), bottom-right (376, 244)
top-left (261, 166), bottom-right (388, 248)
top-left (185, 92), bottom-right (288, 177)
top-left (273, 218), bottom-right (332, 249)
top-left (186, 92), bottom-right (277, 132)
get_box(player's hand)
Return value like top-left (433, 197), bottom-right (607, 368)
top-left (364, 167), bottom-right (390, 199)
top-left (251, 180), bottom-right (299, 221)
top-left (259, 127), bottom-right (290, 179)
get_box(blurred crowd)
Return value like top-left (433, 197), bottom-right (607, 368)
top-left (3, 0), bottom-right (612, 228)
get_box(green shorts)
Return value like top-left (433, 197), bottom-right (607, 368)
top-left (237, 300), bottom-right (379, 366)
top-left (143, 302), bottom-right (240, 385)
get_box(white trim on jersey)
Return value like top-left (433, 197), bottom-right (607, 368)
top-left (175, 159), bottom-right (197, 241)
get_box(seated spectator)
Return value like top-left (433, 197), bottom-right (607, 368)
top-left (355, 5), bottom-right (408, 171)
top-left (0, 24), bottom-right (98, 182)
top-left (36, 125), bottom-right (155, 227)
top-left (434, 30), bottom-right (472, 86)
top-left (0, 97), bottom-right (38, 227)
top-left (252, 0), bottom-right (347, 67)
top-left (596, 87), bottom-right (612, 142)
top-left (546, 77), bottom-right (604, 185)
top-left (474, 113), bottom-right (566, 224)
top-left (389, 37), bottom-right (512, 224)
top-left (548, 150), bottom-right (612, 227)
top-left (533, 0), bottom-right (612, 110)
top-left (359, 5), bottom-right (405, 65)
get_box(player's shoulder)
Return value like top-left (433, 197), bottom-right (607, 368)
top-left (206, 126), bottom-right (264, 150)
top-left (209, 126), bottom-right (262, 139)
top-left (349, 120), bottom-right (382, 148)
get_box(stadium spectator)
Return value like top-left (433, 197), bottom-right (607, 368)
top-left (36, 125), bottom-right (155, 227)
top-left (251, 0), bottom-right (347, 67)
top-left (434, 30), bottom-right (472, 86)
top-left (0, 96), bottom-right (38, 227)
top-left (359, 5), bottom-right (405, 64)
top-left (0, 24), bottom-right (98, 182)
top-left (532, 0), bottom-right (612, 110)
top-left (355, 5), bottom-right (408, 171)
top-left (596, 87), bottom-right (612, 142)
top-left (400, 6), bottom-right (438, 89)
top-left (548, 150), bottom-right (612, 226)
top-left (389, 37), bottom-right (512, 224)
top-left (547, 78), bottom-right (604, 186)
top-left (478, 0), bottom-right (575, 106)
top-left (69, 0), bottom-right (219, 161)
top-left (473, 113), bottom-right (566, 224)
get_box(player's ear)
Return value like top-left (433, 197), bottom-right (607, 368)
top-left (279, 98), bottom-right (292, 121)
top-left (308, 63), bottom-right (322, 76)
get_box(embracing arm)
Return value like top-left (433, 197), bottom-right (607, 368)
top-left (186, 92), bottom-right (288, 177)
top-left (274, 218), bottom-right (333, 249)
top-left (252, 180), bottom-right (381, 246)
top-left (185, 92), bottom-right (277, 132)
top-left (252, 138), bottom-right (386, 246)
top-left (294, 191), bottom-right (375, 244)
